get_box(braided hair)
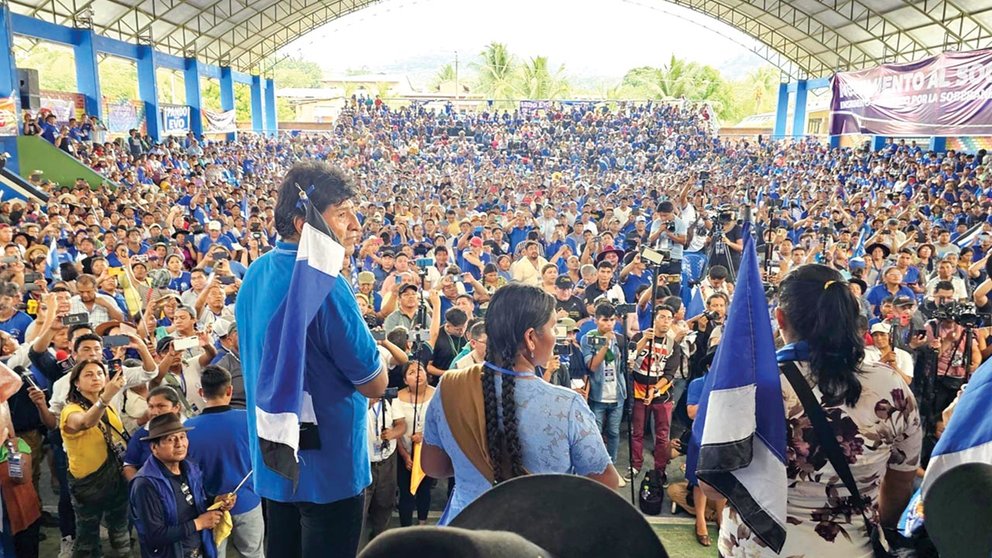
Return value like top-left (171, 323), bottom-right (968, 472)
top-left (483, 283), bottom-right (556, 483)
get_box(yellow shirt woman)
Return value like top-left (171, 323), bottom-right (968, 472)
top-left (60, 403), bottom-right (125, 479)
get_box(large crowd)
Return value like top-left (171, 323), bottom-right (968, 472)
top-left (0, 96), bottom-right (981, 557)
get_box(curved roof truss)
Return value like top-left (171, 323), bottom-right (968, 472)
top-left (7, 0), bottom-right (992, 77)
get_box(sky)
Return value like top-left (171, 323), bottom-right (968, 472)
top-left (280, 0), bottom-right (773, 88)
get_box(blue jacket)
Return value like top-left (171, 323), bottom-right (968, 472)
top-left (130, 457), bottom-right (218, 558)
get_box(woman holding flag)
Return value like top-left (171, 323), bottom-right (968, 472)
top-left (393, 361), bottom-right (434, 526)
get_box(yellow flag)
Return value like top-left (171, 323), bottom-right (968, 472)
top-left (410, 441), bottom-right (426, 495)
top-left (206, 501), bottom-right (233, 546)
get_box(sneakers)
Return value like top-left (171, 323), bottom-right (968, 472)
top-left (617, 475), bottom-right (627, 488)
top-left (58, 536), bottom-right (74, 558)
top-left (623, 467), bottom-right (640, 482)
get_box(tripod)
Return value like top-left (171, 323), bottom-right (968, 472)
top-left (704, 219), bottom-right (737, 283)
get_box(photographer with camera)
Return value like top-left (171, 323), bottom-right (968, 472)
top-left (708, 208), bottom-right (744, 276)
top-left (648, 202), bottom-right (686, 296)
top-left (924, 301), bottom-right (982, 418)
top-left (582, 303), bottom-right (628, 485)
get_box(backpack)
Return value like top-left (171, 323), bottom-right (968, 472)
top-left (638, 469), bottom-right (664, 515)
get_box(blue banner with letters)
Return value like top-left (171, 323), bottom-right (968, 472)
top-left (160, 105), bottom-right (190, 136)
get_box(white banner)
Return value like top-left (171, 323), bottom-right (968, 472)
top-left (203, 109), bottom-right (237, 134)
top-left (160, 105), bottom-right (190, 136)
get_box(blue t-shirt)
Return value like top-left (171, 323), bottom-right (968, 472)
top-left (168, 271), bottom-right (192, 293)
top-left (236, 240), bottom-right (382, 504)
top-left (0, 311), bottom-right (34, 343)
top-left (184, 407), bottom-right (261, 515)
top-left (423, 374), bottom-right (610, 524)
top-left (124, 426), bottom-right (152, 469)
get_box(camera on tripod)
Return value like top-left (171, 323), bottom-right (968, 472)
top-left (713, 205), bottom-right (736, 226)
top-left (932, 301), bottom-right (985, 328)
top-left (610, 298), bottom-right (636, 315)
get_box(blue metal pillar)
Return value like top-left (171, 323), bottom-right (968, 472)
top-left (136, 45), bottom-right (160, 141)
top-left (184, 57), bottom-right (203, 138)
top-left (871, 135), bottom-right (887, 152)
top-left (829, 135), bottom-right (841, 149)
top-left (264, 78), bottom-right (277, 135)
top-left (0, 5), bottom-right (19, 174)
top-left (791, 79), bottom-right (808, 138)
top-left (73, 29), bottom-right (102, 120)
top-left (219, 66), bottom-right (235, 140)
top-left (929, 137), bottom-right (947, 153)
top-left (773, 82), bottom-right (789, 140)
top-left (250, 74), bottom-right (263, 133)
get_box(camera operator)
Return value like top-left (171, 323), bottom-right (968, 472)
top-left (647, 201), bottom-right (686, 296)
top-left (925, 305), bottom-right (981, 417)
top-left (688, 293), bottom-right (728, 377)
top-left (708, 209), bottom-right (744, 273)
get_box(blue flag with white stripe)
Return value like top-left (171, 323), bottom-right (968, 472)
top-left (851, 229), bottom-right (866, 258)
top-left (693, 222), bottom-right (788, 552)
top-left (45, 237), bottom-right (61, 281)
top-left (685, 286), bottom-right (704, 319)
top-left (254, 222), bottom-right (345, 484)
top-left (922, 357), bottom-right (992, 500)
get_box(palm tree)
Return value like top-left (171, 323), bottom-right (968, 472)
top-left (514, 56), bottom-right (570, 100)
top-left (472, 42), bottom-right (517, 102)
top-left (741, 66), bottom-right (780, 112)
top-left (431, 64), bottom-right (456, 92)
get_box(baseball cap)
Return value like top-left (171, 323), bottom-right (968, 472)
top-left (870, 322), bottom-right (892, 335)
top-left (557, 317), bottom-right (577, 332)
top-left (635, 215), bottom-right (646, 222)
top-left (207, 220), bottom-right (221, 230)
top-left (555, 276), bottom-right (574, 289)
top-left (357, 271), bottom-right (375, 284)
top-left (469, 237), bottom-right (483, 248)
top-left (398, 283), bottom-right (419, 295)
top-left (892, 295), bottom-right (915, 308)
top-left (211, 318), bottom-right (236, 338)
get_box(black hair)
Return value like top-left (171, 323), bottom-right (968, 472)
top-left (933, 280), bottom-right (955, 293)
top-left (483, 283), bottom-right (556, 483)
top-left (595, 302), bottom-right (617, 319)
top-left (662, 295), bottom-right (683, 314)
top-left (657, 201), bottom-right (675, 214)
top-left (468, 320), bottom-right (486, 340)
top-left (67, 323), bottom-right (94, 340)
top-left (66, 359), bottom-right (107, 408)
top-left (778, 264), bottom-right (865, 406)
top-left (596, 260), bottom-right (614, 270)
top-left (445, 307), bottom-right (468, 328)
top-left (73, 332), bottom-right (102, 354)
top-left (386, 326), bottom-right (409, 349)
top-left (274, 161), bottom-right (357, 239)
top-left (200, 365), bottom-right (232, 399)
top-left (434, 245), bottom-right (448, 255)
top-left (148, 385), bottom-right (181, 407)
top-left (708, 265), bottom-right (729, 280)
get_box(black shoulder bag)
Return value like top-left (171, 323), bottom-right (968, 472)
top-left (780, 361), bottom-right (894, 558)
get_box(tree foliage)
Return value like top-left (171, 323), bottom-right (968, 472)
top-left (271, 57), bottom-right (323, 88)
top-left (515, 56), bottom-right (569, 100)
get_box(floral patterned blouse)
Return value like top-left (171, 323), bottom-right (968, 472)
top-left (719, 360), bottom-right (922, 557)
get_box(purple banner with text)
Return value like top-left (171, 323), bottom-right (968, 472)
top-left (830, 48), bottom-right (992, 136)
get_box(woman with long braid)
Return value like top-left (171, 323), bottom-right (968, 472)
top-left (421, 283), bottom-right (619, 524)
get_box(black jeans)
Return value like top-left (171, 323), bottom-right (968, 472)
top-left (265, 494), bottom-right (365, 558)
top-left (396, 457), bottom-right (431, 526)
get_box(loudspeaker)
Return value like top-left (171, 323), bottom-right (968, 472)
top-left (17, 68), bottom-right (39, 111)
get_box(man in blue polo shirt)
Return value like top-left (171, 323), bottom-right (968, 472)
top-left (236, 161), bottom-right (386, 558)
top-left (185, 365), bottom-right (262, 558)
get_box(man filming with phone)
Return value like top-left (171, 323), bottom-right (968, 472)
top-left (648, 201), bottom-right (687, 296)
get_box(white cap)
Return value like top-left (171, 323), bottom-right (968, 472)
top-left (211, 318), bottom-right (235, 338)
top-left (208, 220), bottom-right (222, 230)
top-left (870, 322), bottom-right (892, 335)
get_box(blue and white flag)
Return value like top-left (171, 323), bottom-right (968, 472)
top-left (851, 229), bottom-right (866, 259)
top-left (241, 188), bottom-right (249, 217)
top-left (693, 222), bottom-right (788, 552)
top-left (44, 237), bottom-right (61, 281)
top-left (922, 357), bottom-right (992, 499)
top-left (685, 286), bottom-right (704, 320)
top-left (254, 222), bottom-right (345, 484)
top-left (954, 222), bottom-right (983, 249)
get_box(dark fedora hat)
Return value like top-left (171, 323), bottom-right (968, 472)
top-left (924, 462), bottom-right (992, 558)
top-left (141, 413), bottom-right (193, 442)
top-left (360, 475), bottom-right (666, 558)
top-left (864, 241), bottom-right (891, 259)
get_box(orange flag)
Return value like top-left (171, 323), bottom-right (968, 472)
top-left (410, 441), bottom-right (426, 495)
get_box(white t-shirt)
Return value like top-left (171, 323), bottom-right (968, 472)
top-left (367, 399), bottom-right (401, 462)
top-left (863, 346), bottom-right (914, 385)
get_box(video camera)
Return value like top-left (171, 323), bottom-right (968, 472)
top-left (932, 301), bottom-right (986, 328)
top-left (587, 334), bottom-right (608, 350)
